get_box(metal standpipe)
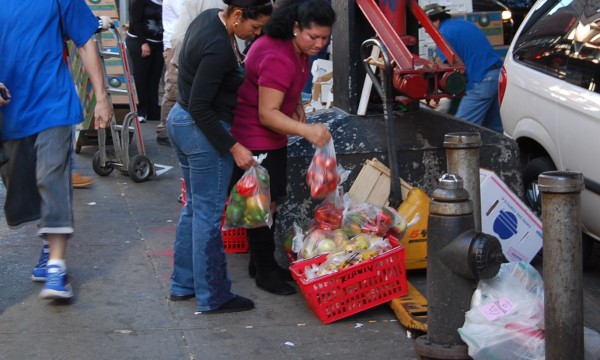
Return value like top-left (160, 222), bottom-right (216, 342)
top-left (444, 132), bottom-right (482, 231)
top-left (414, 174), bottom-right (503, 359)
top-left (538, 171), bottom-right (585, 360)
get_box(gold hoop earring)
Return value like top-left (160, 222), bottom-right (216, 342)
top-left (234, 22), bottom-right (239, 27)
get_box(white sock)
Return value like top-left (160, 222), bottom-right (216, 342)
top-left (47, 259), bottom-right (66, 269)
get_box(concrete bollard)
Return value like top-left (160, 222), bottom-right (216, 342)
top-left (538, 171), bottom-right (584, 360)
top-left (444, 132), bottom-right (482, 231)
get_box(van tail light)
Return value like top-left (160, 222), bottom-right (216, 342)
top-left (499, 66), bottom-right (507, 105)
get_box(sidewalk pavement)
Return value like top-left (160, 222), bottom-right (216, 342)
top-left (0, 121), bottom-right (599, 360)
top-left (0, 122), bottom-right (421, 360)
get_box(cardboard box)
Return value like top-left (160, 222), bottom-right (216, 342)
top-left (459, 11), bottom-right (504, 46)
top-left (348, 158), bottom-right (412, 206)
top-left (480, 168), bottom-right (543, 263)
top-left (86, 0), bottom-right (119, 19)
top-left (105, 74), bottom-right (136, 105)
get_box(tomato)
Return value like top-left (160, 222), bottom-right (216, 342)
top-left (326, 180), bottom-right (337, 192)
top-left (229, 187), bottom-right (244, 206)
top-left (313, 153), bottom-right (327, 168)
top-left (323, 156), bottom-right (336, 170)
top-left (375, 210), bottom-right (393, 226)
top-left (311, 184), bottom-right (325, 198)
top-left (314, 203), bottom-right (343, 230)
top-left (236, 175), bottom-right (258, 197)
top-left (324, 170), bottom-right (336, 183)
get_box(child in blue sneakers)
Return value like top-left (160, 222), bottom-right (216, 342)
top-left (0, 1), bottom-right (113, 300)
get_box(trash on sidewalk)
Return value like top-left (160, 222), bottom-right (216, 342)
top-left (458, 261), bottom-right (545, 359)
top-left (458, 261), bottom-right (600, 360)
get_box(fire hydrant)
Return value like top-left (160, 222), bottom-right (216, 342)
top-left (415, 173), bottom-right (505, 359)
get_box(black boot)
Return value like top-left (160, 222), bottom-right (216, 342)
top-left (248, 254), bottom-right (293, 281)
top-left (247, 224), bottom-right (296, 296)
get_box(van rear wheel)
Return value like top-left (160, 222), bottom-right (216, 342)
top-left (522, 157), bottom-right (556, 215)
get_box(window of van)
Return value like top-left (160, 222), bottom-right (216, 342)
top-left (512, 0), bottom-right (600, 93)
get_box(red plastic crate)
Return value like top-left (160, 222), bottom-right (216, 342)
top-left (221, 214), bottom-right (249, 253)
top-left (289, 238), bottom-right (407, 324)
top-left (182, 179), bottom-right (249, 253)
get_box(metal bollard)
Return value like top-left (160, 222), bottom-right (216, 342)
top-left (444, 132), bottom-right (482, 231)
top-left (538, 171), bottom-right (584, 360)
top-left (415, 174), bottom-right (504, 359)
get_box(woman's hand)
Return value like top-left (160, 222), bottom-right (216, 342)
top-left (141, 43), bottom-right (151, 58)
top-left (230, 142), bottom-right (257, 170)
top-left (304, 123), bottom-right (331, 147)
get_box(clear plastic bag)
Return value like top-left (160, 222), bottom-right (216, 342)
top-left (294, 228), bottom-right (337, 260)
top-left (306, 138), bottom-right (340, 199)
top-left (223, 154), bottom-right (272, 229)
top-left (342, 203), bottom-right (408, 238)
top-left (458, 261), bottom-right (545, 360)
top-left (305, 234), bottom-right (391, 280)
top-left (460, 261), bottom-right (600, 360)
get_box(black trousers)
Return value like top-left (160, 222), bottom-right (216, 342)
top-left (125, 36), bottom-right (164, 120)
top-left (246, 213), bottom-right (279, 273)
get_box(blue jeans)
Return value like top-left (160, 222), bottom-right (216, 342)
top-left (455, 68), bottom-right (503, 133)
top-left (167, 103), bottom-right (235, 311)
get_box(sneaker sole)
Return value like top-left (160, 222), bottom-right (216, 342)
top-left (31, 275), bottom-right (47, 282)
top-left (197, 305), bottom-right (254, 314)
top-left (39, 287), bottom-right (73, 299)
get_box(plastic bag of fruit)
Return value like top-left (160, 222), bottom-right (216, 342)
top-left (306, 138), bottom-right (341, 199)
top-left (293, 228), bottom-right (338, 260)
top-left (342, 203), bottom-right (408, 238)
top-left (305, 234), bottom-right (392, 280)
top-left (313, 187), bottom-right (352, 231)
top-left (223, 154), bottom-right (272, 229)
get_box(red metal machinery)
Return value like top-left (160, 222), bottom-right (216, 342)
top-left (357, 0), bottom-right (466, 104)
top-left (354, 0), bottom-right (468, 206)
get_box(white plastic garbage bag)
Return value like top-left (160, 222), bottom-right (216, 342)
top-left (459, 261), bottom-right (600, 360)
top-left (458, 261), bottom-right (545, 360)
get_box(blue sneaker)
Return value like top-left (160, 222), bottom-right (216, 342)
top-left (39, 265), bottom-right (73, 299)
top-left (31, 243), bottom-right (49, 282)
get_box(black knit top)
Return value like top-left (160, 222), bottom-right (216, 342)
top-left (177, 8), bottom-right (244, 154)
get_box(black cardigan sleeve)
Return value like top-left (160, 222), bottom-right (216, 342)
top-left (186, 39), bottom-right (238, 154)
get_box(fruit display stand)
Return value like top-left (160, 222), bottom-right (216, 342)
top-left (290, 237), bottom-right (408, 324)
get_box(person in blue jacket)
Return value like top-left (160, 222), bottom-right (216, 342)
top-left (424, 3), bottom-right (504, 133)
top-left (0, 0), bottom-right (113, 300)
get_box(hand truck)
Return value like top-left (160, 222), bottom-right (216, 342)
top-left (92, 21), bottom-right (155, 182)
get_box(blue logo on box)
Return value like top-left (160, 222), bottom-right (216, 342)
top-left (493, 210), bottom-right (518, 240)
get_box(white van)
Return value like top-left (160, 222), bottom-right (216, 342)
top-left (499, 0), bottom-right (600, 265)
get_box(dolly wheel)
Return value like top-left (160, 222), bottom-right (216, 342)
top-left (128, 154), bottom-right (153, 183)
top-left (92, 151), bottom-right (114, 176)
